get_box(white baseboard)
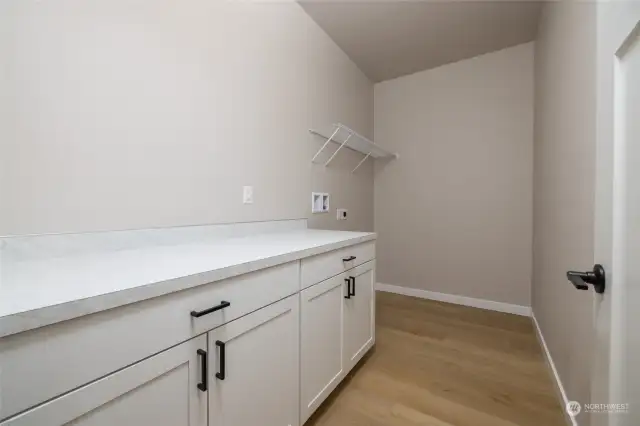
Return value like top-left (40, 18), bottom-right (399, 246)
top-left (532, 314), bottom-right (577, 426)
top-left (375, 283), bottom-right (532, 317)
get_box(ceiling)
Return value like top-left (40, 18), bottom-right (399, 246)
top-left (300, 1), bottom-right (542, 82)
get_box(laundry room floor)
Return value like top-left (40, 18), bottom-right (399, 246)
top-left (306, 292), bottom-right (567, 426)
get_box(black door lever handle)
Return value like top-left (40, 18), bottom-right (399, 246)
top-left (567, 272), bottom-right (589, 290)
top-left (567, 264), bottom-right (606, 294)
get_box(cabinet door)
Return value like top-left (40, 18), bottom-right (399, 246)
top-left (343, 260), bottom-right (375, 372)
top-left (208, 294), bottom-right (299, 426)
top-left (300, 275), bottom-right (346, 423)
top-left (1, 335), bottom-right (208, 426)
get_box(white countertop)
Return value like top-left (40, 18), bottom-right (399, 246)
top-left (0, 229), bottom-right (375, 338)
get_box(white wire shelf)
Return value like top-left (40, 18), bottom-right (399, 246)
top-left (309, 123), bottom-right (398, 173)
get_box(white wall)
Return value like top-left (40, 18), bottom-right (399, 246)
top-left (0, 0), bottom-right (374, 236)
top-left (592, 4), bottom-right (640, 423)
top-left (374, 43), bottom-right (534, 306)
top-left (533, 4), bottom-right (597, 422)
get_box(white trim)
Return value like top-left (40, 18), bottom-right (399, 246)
top-left (375, 283), bottom-right (531, 317)
top-left (532, 314), bottom-right (577, 426)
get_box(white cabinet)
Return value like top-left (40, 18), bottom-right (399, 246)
top-left (299, 275), bottom-right (347, 423)
top-left (299, 260), bottom-right (376, 423)
top-left (343, 261), bottom-right (375, 372)
top-left (0, 262), bottom-right (299, 422)
top-left (207, 294), bottom-right (300, 426)
top-left (1, 335), bottom-right (208, 426)
top-left (1, 241), bottom-right (375, 426)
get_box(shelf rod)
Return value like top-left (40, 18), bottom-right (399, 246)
top-left (351, 151), bottom-right (372, 173)
top-left (311, 126), bottom-right (340, 164)
top-left (324, 132), bottom-right (352, 167)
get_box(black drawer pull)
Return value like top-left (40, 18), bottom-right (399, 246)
top-left (344, 278), bottom-right (351, 299)
top-left (215, 340), bottom-right (226, 380)
top-left (342, 256), bottom-right (356, 262)
top-left (349, 276), bottom-right (356, 297)
top-left (197, 349), bottom-right (207, 392)
top-left (191, 301), bottom-right (231, 318)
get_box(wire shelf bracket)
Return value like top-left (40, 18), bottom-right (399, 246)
top-left (308, 123), bottom-right (398, 173)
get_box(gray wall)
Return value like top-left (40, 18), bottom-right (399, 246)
top-left (374, 43), bottom-right (534, 306)
top-left (533, 2), bottom-right (597, 423)
top-left (0, 0), bottom-right (374, 236)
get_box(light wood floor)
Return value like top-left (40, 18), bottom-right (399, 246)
top-left (306, 292), bottom-right (566, 426)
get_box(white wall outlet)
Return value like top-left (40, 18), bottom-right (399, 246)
top-left (337, 208), bottom-right (348, 220)
top-left (243, 186), bottom-right (254, 204)
top-left (312, 192), bottom-right (329, 213)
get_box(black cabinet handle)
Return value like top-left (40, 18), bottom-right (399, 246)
top-left (349, 276), bottom-right (356, 297)
top-left (342, 256), bottom-right (356, 262)
top-left (344, 278), bottom-right (351, 299)
top-left (191, 301), bottom-right (231, 318)
top-left (197, 349), bottom-right (207, 392)
top-left (215, 340), bottom-right (226, 380)
top-left (567, 264), bottom-right (606, 294)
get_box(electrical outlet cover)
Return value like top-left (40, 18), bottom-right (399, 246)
top-left (312, 192), bottom-right (329, 213)
top-left (243, 186), bottom-right (254, 204)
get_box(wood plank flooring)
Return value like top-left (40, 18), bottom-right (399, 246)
top-left (306, 291), bottom-right (566, 426)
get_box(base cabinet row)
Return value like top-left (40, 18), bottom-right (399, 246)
top-left (2, 261), bottom-right (375, 426)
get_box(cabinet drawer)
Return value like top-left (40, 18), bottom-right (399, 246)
top-left (300, 242), bottom-right (375, 288)
top-left (0, 262), bottom-right (298, 422)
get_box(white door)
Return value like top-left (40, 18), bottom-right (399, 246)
top-left (207, 294), bottom-right (299, 426)
top-left (343, 261), bottom-right (375, 372)
top-left (593, 3), bottom-right (640, 426)
top-left (300, 275), bottom-right (346, 423)
top-left (0, 335), bottom-right (208, 426)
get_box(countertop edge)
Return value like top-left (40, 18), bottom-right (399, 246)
top-left (0, 233), bottom-right (376, 338)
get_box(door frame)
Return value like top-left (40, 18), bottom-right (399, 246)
top-left (592, 3), bottom-right (640, 426)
